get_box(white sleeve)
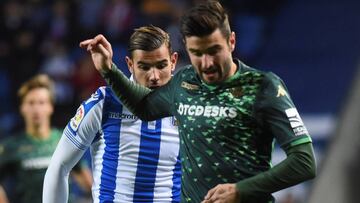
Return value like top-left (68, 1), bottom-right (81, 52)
top-left (42, 87), bottom-right (106, 203)
top-left (43, 135), bottom-right (85, 203)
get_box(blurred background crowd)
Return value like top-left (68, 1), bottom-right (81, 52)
top-left (1, 0), bottom-right (360, 202)
top-left (0, 0), bottom-right (289, 133)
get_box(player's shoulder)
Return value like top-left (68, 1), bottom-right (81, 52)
top-left (3, 132), bottom-right (27, 143)
top-left (0, 136), bottom-right (12, 154)
top-left (50, 128), bottom-right (63, 140)
top-left (0, 138), bottom-right (10, 159)
top-left (247, 69), bottom-right (291, 100)
top-left (80, 86), bottom-right (118, 109)
top-left (85, 86), bottom-right (106, 103)
top-left (241, 63), bottom-right (283, 86)
top-left (0, 133), bottom-right (22, 155)
top-left (67, 87), bottom-right (107, 132)
top-left (259, 71), bottom-right (289, 95)
top-left (235, 61), bottom-right (267, 85)
top-left (263, 71), bottom-right (283, 82)
top-left (81, 86), bottom-right (122, 107)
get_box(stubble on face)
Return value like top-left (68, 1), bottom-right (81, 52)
top-left (186, 29), bottom-right (236, 85)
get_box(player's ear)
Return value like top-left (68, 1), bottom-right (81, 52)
top-left (125, 56), bottom-right (134, 74)
top-left (170, 52), bottom-right (178, 72)
top-left (229, 31), bottom-right (236, 52)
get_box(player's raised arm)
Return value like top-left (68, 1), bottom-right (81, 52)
top-left (79, 34), bottom-right (113, 74)
top-left (79, 35), bottom-right (154, 120)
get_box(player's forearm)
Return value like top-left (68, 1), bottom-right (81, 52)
top-left (102, 63), bottom-right (155, 119)
top-left (236, 143), bottom-right (316, 201)
top-left (43, 136), bottom-right (85, 203)
top-left (43, 163), bottom-right (70, 203)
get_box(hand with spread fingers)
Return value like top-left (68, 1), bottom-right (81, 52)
top-left (79, 34), bottom-right (113, 74)
top-left (202, 183), bottom-right (241, 203)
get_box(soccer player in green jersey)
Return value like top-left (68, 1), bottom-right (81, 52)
top-left (0, 74), bottom-right (92, 203)
top-left (80, 1), bottom-right (316, 202)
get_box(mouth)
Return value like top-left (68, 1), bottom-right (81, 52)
top-left (202, 69), bottom-right (218, 77)
top-left (202, 66), bottom-right (218, 74)
top-left (149, 85), bottom-right (160, 89)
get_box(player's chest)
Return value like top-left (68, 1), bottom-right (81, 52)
top-left (174, 82), bottom-right (259, 120)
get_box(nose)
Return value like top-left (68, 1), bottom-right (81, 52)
top-left (201, 54), bottom-right (214, 70)
top-left (149, 68), bottom-right (160, 83)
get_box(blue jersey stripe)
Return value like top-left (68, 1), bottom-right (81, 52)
top-left (99, 87), bottom-right (122, 202)
top-left (171, 155), bottom-right (181, 203)
top-left (133, 120), bottom-right (162, 202)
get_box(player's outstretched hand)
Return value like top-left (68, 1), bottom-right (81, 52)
top-left (79, 34), bottom-right (113, 74)
top-left (202, 183), bottom-right (240, 203)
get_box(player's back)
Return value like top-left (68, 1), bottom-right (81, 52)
top-left (90, 87), bottom-right (181, 202)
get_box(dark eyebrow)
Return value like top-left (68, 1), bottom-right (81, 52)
top-left (137, 59), bottom-right (168, 66)
top-left (189, 44), bottom-right (222, 54)
top-left (213, 44), bottom-right (222, 49)
top-left (207, 45), bottom-right (222, 51)
top-left (188, 48), bottom-right (199, 53)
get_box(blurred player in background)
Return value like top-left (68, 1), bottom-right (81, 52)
top-left (81, 1), bottom-right (316, 202)
top-left (0, 74), bottom-right (92, 203)
top-left (43, 25), bottom-right (181, 203)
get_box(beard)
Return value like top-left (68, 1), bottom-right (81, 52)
top-left (199, 57), bottom-right (234, 85)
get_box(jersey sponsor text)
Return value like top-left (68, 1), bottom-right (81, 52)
top-left (108, 112), bottom-right (138, 120)
top-left (22, 157), bottom-right (52, 169)
top-left (177, 103), bottom-right (237, 118)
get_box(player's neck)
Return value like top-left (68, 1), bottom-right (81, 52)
top-left (26, 123), bottom-right (51, 140)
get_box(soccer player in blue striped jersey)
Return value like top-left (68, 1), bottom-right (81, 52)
top-left (43, 25), bottom-right (181, 203)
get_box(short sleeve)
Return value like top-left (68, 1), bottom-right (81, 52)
top-left (63, 87), bottom-right (105, 150)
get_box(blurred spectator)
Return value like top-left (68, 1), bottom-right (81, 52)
top-left (71, 54), bottom-right (106, 104)
top-left (165, 0), bottom-right (190, 69)
top-left (75, 0), bottom-right (104, 40)
top-left (0, 69), bottom-right (17, 138)
top-left (2, 1), bottom-right (26, 34)
top-left (49, 1), bottom-right (70, 41)
top-left (140, 0), bottom-right (173, 29)
top-left (223, 0), bottom-right (286, 63)
top-left (0, 74), bottom-right (92, 203)
top-left (101, 0), bottom-right (136, 43)
top-left (40, 42), bottom-right (74, 105)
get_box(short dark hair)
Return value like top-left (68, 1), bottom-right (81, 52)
top-left (128, 25), bottom-right (172, 58)
top-left (18, 74), bottom-right (55, 104)
top-left (180, 0), bottom-right (231, 39)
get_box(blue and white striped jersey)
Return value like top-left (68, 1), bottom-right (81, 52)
top-left (65, 86), bottom-right (181, 203)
